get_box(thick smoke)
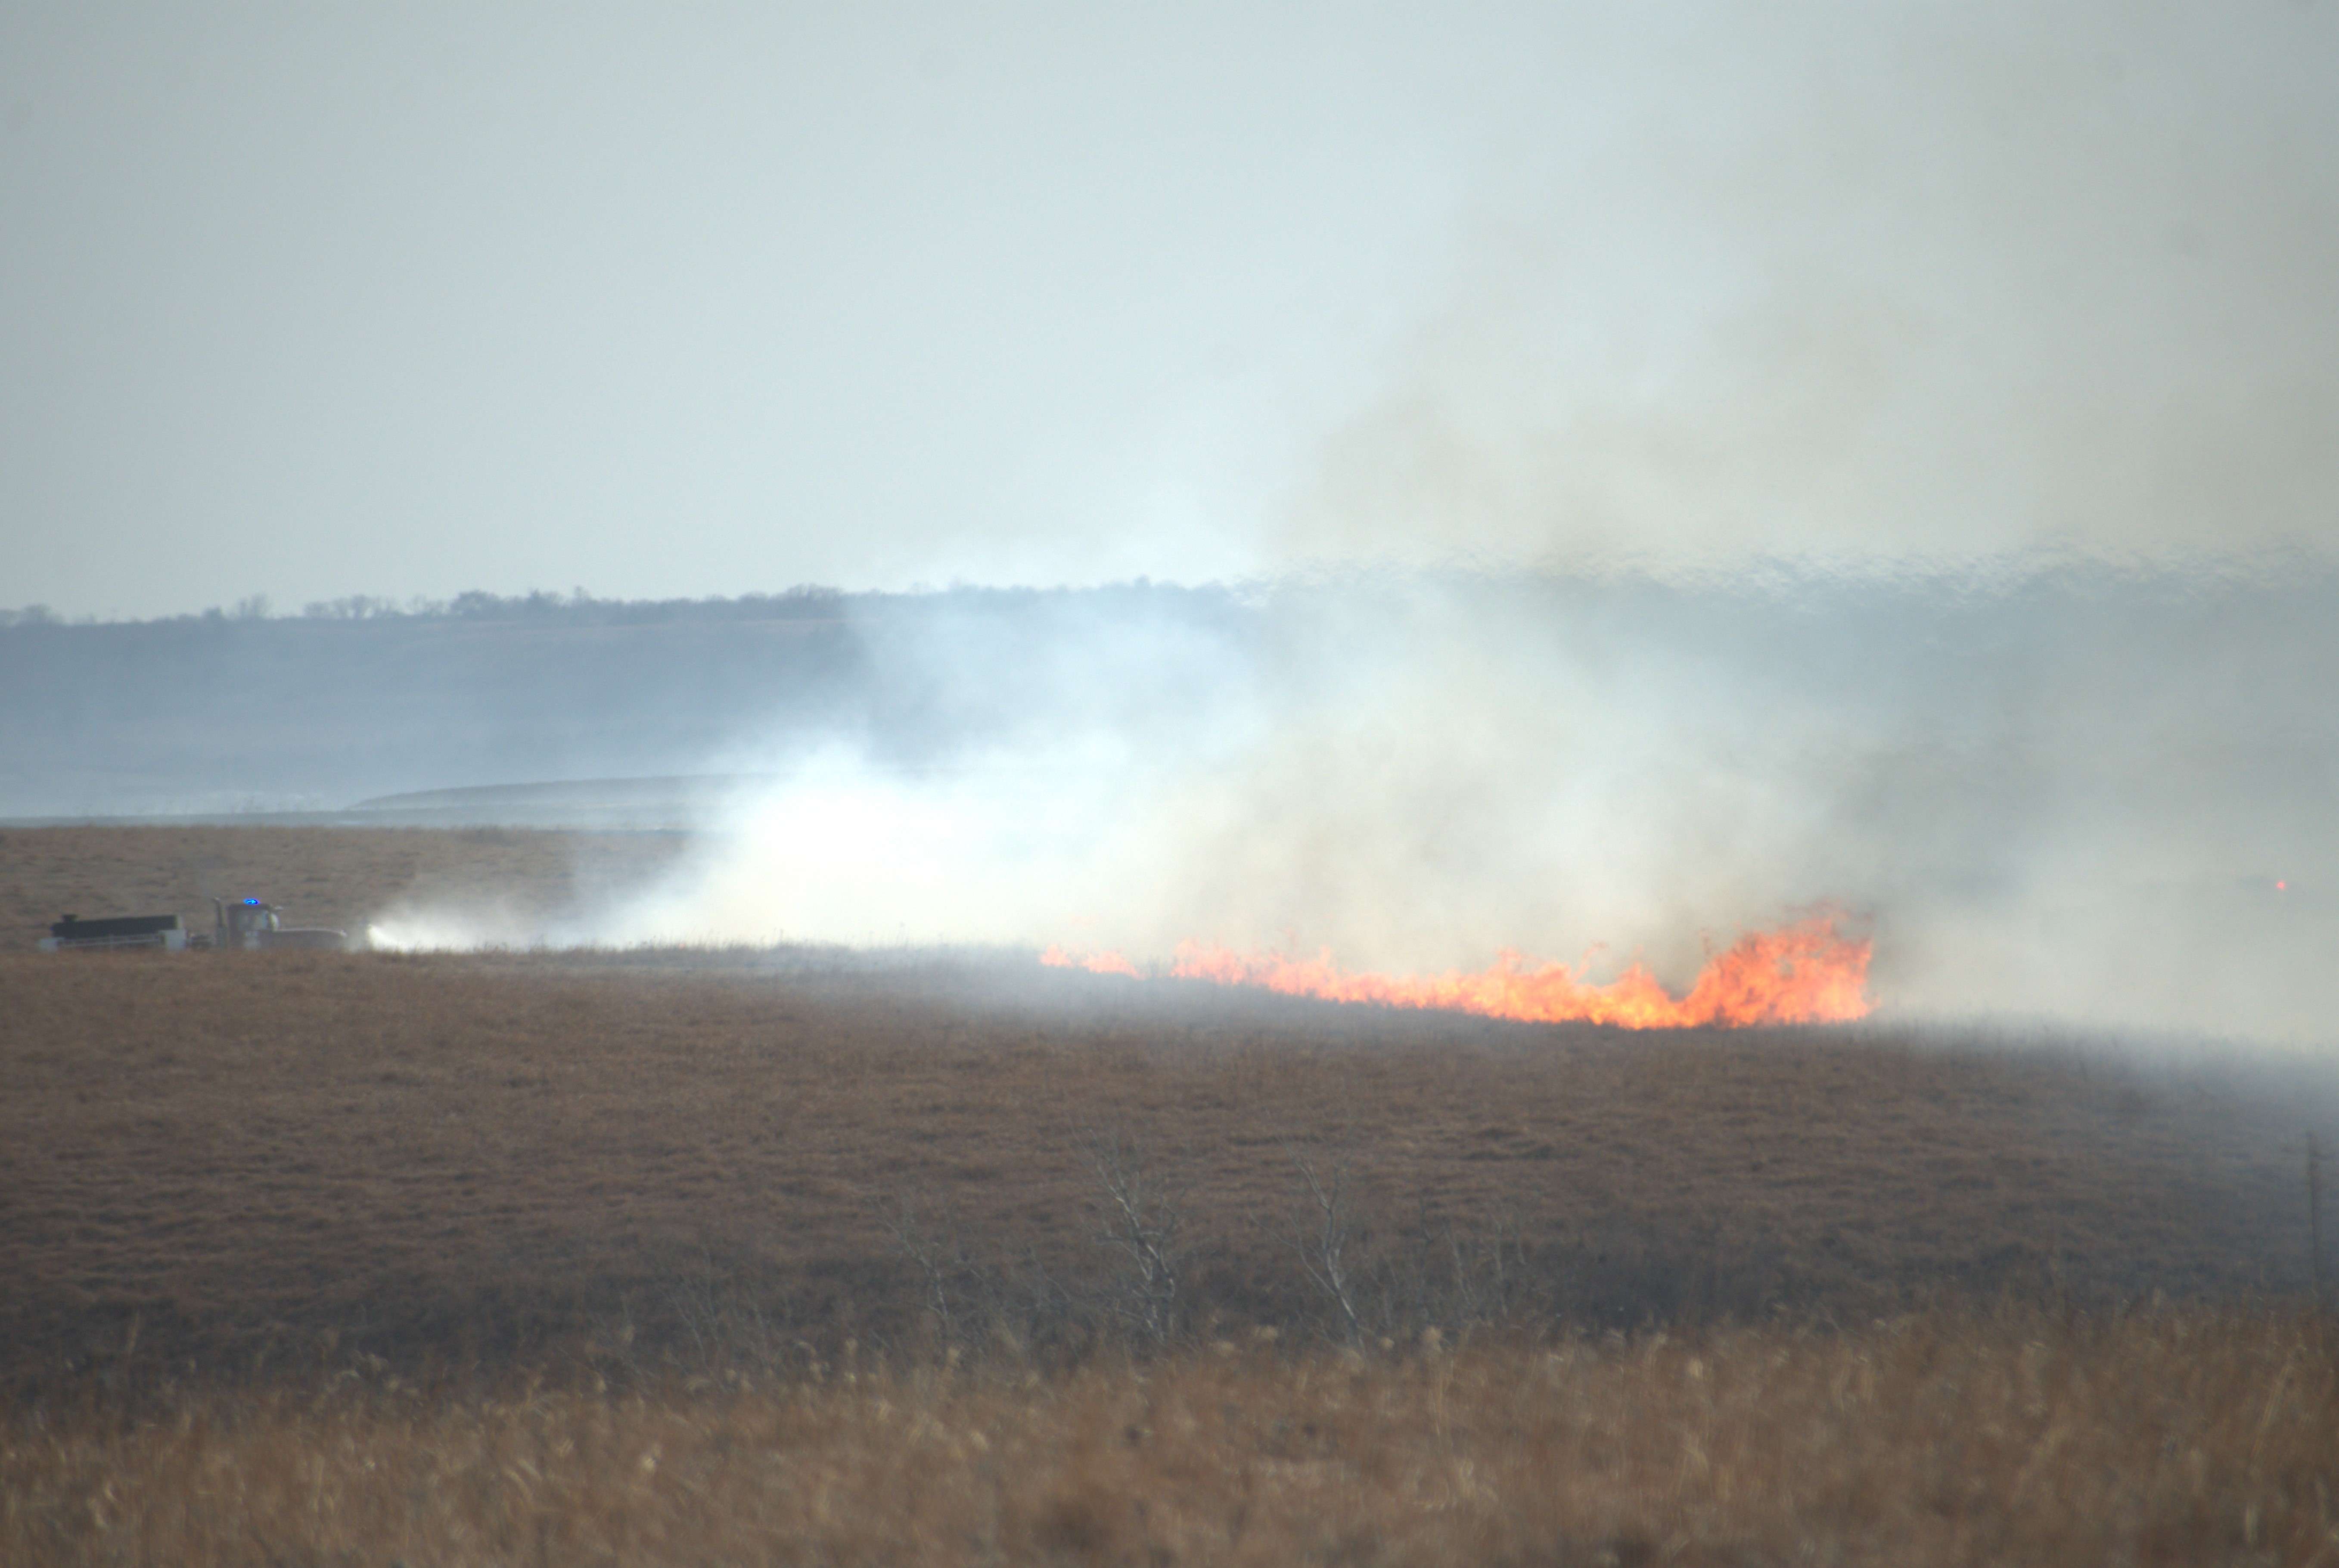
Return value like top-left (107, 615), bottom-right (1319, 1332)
top-left (293, 3), bottom-right (2335, 1045)
top-left (10, 5), bottom-right (2334, 609)
top-left (372, 565), bottom-right (2339, 1049)
top-left (1283, 3), bottom-right (2339, 576)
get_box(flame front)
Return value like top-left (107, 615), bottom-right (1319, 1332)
top-left (1038, 942), bottom-right (1140, 977)
top-left (1042, 915), bottom-right (1871, 1028)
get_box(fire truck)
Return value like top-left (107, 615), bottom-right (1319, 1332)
top-left (38, 897), bottom-right (347, 952)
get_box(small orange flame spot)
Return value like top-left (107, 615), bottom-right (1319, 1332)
top-left (1040, 944), bottom-right (1140, 977)
top-left (1041, 916), bottom-right (1872, 1028)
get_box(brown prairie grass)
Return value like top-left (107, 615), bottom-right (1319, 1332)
top-left (6, 827), bottom-right (2338, 1562)
top-left (5, 1307), bottom-right (2336, 1567)
top-left (3, 928), bottom-right (2332, 1385)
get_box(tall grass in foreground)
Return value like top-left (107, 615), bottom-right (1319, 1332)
top-left (5, 1306), bottom-right (2334, 1567)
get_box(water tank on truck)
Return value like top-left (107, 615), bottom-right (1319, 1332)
top-left (37, 913), bottom-right (188, 953)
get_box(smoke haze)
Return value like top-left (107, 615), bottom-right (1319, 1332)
top-left (6, 6), bottom-right (2335, 1046)
top-left (325, 568), bottom-right (2339, 1049)
top-left (1288, 5), bottom-right (2339, 574)
top-left (4, 3), bottom-right (2335, 612)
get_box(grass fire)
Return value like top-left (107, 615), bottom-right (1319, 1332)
top-left (9, 0), bottom-right (2339, 1553)
top-left (3, 810), bottom-right (2334, 1564)
top-left (1044, 913), bottom-right (1872, 1027)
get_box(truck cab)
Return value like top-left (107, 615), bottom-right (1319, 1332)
top-left (212, 897), bottom-right (348, 951)
top-left (216, 897), bottom-right (282, 948)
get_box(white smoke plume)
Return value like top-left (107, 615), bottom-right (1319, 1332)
top-left (368, 565), bottom-right (2339, 1049)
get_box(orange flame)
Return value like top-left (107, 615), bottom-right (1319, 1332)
top-left (1041, 915), bottom-right (1870, 1028)
top-left (1039, 943), bottom-right (1140, 978)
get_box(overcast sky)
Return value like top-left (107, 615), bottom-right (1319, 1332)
top-left (4, 2), bottom-right (2335, 618)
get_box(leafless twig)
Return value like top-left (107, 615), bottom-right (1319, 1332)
top-left (1087, 1133), bottom-right (1187, 1348)
top-left (1284, 1146), bottom-right (1367, 1344)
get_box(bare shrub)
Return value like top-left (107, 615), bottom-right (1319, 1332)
top-left (1086, 1133), bottom-right (1188, 1348)
top-left (1396, 1196), bottom-right (1536, 1335)
top-left (875, 1193), bottom-right (980, 1348)
top-left (1282, 1145), bottom-right (1371, 1343)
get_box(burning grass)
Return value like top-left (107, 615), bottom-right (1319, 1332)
top-left (1047, 914), bottom-right (1873, 1028)
top-left (6, 1308), bottom-right (2334, 1566)
top-left (5, 826), bottom-right (2337, 1561)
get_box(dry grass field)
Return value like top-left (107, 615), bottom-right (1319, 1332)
top-left (4, 826), bottom-right (2336, 1562)
top-left (1, 925), bottom-right (2329, 1383)
top-left (7, 1310), bottom-right (2335, 1567)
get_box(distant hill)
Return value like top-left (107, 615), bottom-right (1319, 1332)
top-left (0, 584), bottom-right (1248, 818)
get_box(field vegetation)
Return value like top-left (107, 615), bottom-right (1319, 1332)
top-left (3, 827), bottom-right (2335, 1562)
top-left (7, 1308), bottom-right (2335, 1566)
top-left (4, 942), bottom-right (2329, 1386)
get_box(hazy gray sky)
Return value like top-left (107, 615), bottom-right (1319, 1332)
top-left (5, 2), bottom-right (2335, 617)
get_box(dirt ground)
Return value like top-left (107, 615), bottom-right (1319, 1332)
top-left (2, 832), bottom-right (2330, 1385)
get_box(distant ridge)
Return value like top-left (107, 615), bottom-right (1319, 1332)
top-left (348, 776), bottom-right (774, 812)
top-left (0, 776), bottom-right (761, 832)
